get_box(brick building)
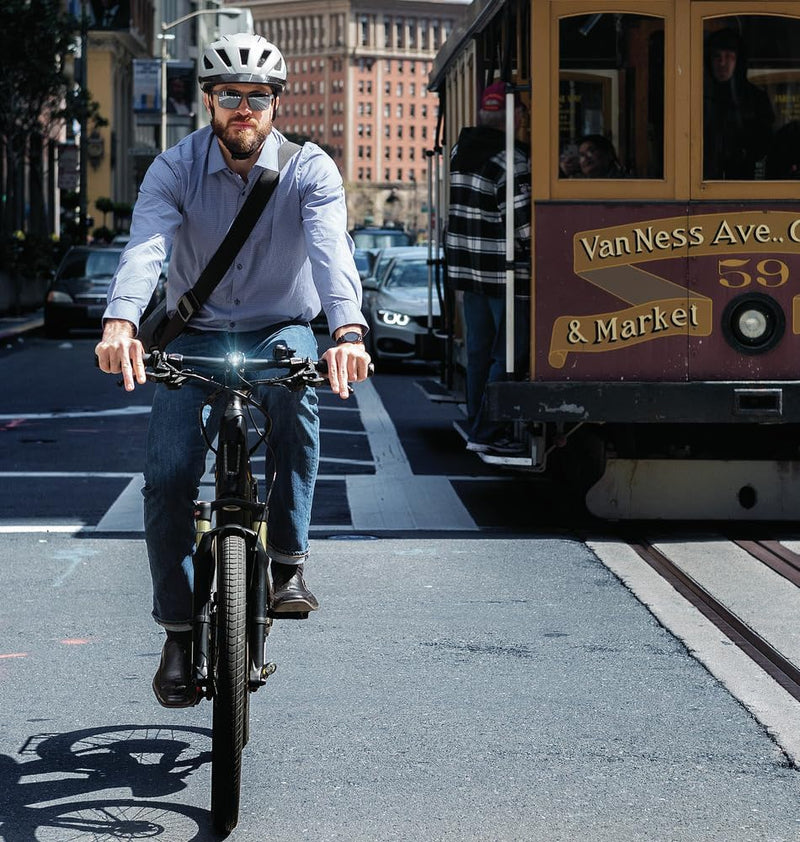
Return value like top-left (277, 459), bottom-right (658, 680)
top-left (240, 0), bottom-right (470, 234)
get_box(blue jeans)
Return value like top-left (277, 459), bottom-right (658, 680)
top-left (463, 290), bottom-right (529, 444)
top-left (142, 324), bottom-right (320, 630)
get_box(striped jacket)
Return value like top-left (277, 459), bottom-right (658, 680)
top-left (445, 126), bottom-right (531, 297)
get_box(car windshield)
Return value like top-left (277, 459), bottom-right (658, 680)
top-left (59, 249), bottom-right (122, 281)
top-left (384, 260), bottom-right (429, 289)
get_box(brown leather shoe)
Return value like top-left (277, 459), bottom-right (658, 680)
top-left (271, 562), bottom-right (319, 613)
top-left (152, 638), bottom-right (196, 708)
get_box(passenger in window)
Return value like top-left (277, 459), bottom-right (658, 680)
top-left (703, 28), bottom-right (774, 180)
top-left (558, 143), bottom-right (582, 178)
top-left (766, 121), bottom-right (800, 179)
top-left (577, 134), bottom-right (625, 178)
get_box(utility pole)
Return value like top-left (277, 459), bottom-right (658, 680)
top-left (78, 0), bottom-right (89, 243)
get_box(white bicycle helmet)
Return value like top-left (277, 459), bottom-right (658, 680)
top-left (199, 33), bottom-right (287, 92)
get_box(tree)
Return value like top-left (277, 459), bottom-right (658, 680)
top-left (0, 0), bottom-right (97, 237)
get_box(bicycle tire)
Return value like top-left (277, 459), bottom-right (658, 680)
top-left (211, 532), bottom-right (248, 833)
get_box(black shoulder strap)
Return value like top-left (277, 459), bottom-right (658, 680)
top-left (157, 141), bottom-right (301, 349)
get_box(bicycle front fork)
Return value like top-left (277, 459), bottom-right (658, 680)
top-left (190, 503), bottom-right (275, 698)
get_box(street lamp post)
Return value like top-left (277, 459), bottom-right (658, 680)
top-left (158, 7), bottom-right (244, 152)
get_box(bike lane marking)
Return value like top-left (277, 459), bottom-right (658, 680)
top-left (9, 383), bottom-right (476, 532)
top-left (345, 380), bottom-right (477, 531)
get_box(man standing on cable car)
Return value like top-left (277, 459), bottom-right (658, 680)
top-left (445, 81), bottom-right (531, 456)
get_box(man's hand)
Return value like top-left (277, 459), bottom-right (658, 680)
top-left (94, 319), bottom-right (146, 392)
top-left (322, 332), bottom-right (372, 399)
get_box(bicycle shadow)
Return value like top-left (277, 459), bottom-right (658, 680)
top-left (0, 723), bottom-right (227, 841)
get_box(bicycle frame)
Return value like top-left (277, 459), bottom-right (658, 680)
top-left (143, 347), bottom-right (349, 833)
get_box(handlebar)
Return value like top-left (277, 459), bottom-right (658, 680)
top-left (143, 348), bottom-right (373, 392)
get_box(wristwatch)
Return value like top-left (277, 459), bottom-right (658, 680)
top-left (335, 330), bottom-right (364, 345)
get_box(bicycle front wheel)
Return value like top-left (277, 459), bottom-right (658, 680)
top-left (211, 532), bottom-right (248, 833)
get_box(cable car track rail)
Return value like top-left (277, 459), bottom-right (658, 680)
top-left (627, 537), bottom-right (800, 704)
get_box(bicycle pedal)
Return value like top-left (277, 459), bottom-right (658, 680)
top-left (267, 610), bottom-right (309, 620)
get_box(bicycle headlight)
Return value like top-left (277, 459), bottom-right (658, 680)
top-left (377, 309), bottom-right (411, 327)
top-left (722, 293), bottom-right (784, 355)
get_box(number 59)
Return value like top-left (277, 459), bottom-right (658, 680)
top-left (718, 258), bottom-right (790, 288)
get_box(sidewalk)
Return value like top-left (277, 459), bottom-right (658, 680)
top-left (0, 309), bottom-right (44, 342)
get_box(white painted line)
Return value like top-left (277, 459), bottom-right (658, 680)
top-left (0, 525), bottom-right (85, 534)
top-left (0, 472), bottom-right (136, 479)
top-left (352, 379), bottom-right (412, 477)
top-left (347, 474), bottom-right (477, 530)
top-left (346, 380), bottom-right (477, 530)
top-left (0, 406), bottom-right (151, 421)
top-left (95, 474), bottom-right (144, 532)
top-left (589, 539), bottom-right (800, 766)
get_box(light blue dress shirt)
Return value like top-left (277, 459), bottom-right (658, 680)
top-left (105, 127), bottom-right (366, 335)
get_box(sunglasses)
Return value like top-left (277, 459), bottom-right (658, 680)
top-left (212, 90), bottom-right (275, 112)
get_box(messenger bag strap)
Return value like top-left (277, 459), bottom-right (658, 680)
top-left (156, 140), bottom-right (301, 349)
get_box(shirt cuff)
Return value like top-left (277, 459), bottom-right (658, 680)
top-left (325, 302), bottom-right (369, 337)
top-left (103, 301), bottom-right (142, 332)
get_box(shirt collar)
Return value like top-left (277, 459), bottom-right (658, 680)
top-left (207, 129), bottom-right (280, 175)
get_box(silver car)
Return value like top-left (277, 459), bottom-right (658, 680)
top-left (362, 250), bottom-right (443, 363)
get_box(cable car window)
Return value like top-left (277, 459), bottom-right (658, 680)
top-left (703, 15), bottom-right (800, 181)
top-left (558, 13), bottom-right (664, 180)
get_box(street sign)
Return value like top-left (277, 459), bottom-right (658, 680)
top-left (58, 144), bottom-right (79, 191)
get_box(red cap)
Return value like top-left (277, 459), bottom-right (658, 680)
top-left (480, 81), bottom-right (506, 111)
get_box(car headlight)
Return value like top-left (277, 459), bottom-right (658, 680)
top-left (46, 290), bottom-right (73, 304)
top-left (722, 293), bottom-right (785, 354)
top-left (377, 309), bottom-right (411, 326)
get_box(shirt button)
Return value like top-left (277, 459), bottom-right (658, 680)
top-left (229, 321), bottom-right (236, 328)
top-left (236, 263), bottom-right (242, 270)
top-left (234, 298), bottom-right (241, 306)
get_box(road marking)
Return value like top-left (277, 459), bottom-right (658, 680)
top-left (0, 525), bottom-right (84, 534)
top-left (0, 472), bottom-right (136, 479)
top-left (8, 381), bottom-right (476, 533)
top-left (346, 381), bottom-right (477, 531)
top-left (0, 406), bottom-right (152, 421)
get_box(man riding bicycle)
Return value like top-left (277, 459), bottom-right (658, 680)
top-left (95, 33), bottom-right (371, 707)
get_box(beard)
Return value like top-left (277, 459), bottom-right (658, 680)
top-left (210, 109), bottom-right (270, 160)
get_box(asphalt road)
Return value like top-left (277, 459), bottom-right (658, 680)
top-left (3, 334), bottom-right (800, 840)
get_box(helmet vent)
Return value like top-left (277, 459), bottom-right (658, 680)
top-left (256, 49), bottom-right (270, 68)
top-left (239, 48), bottom-right (249, 66)
top-left (215, 47), bottom-right (232, 68)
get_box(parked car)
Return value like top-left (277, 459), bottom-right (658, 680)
top-left (365, 245), bottom-right (430, 289)
top-left (354, 248), bottom-right (375, 281)
top-left (349, 226), bottom-right (414, 251)
top-left (362, 251), bottom-right (444, 364)
top-left (44, 244), bottom-right (166, 338)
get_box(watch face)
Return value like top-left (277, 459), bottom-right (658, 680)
top-left (338, 331), bottom-right (363, 344)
